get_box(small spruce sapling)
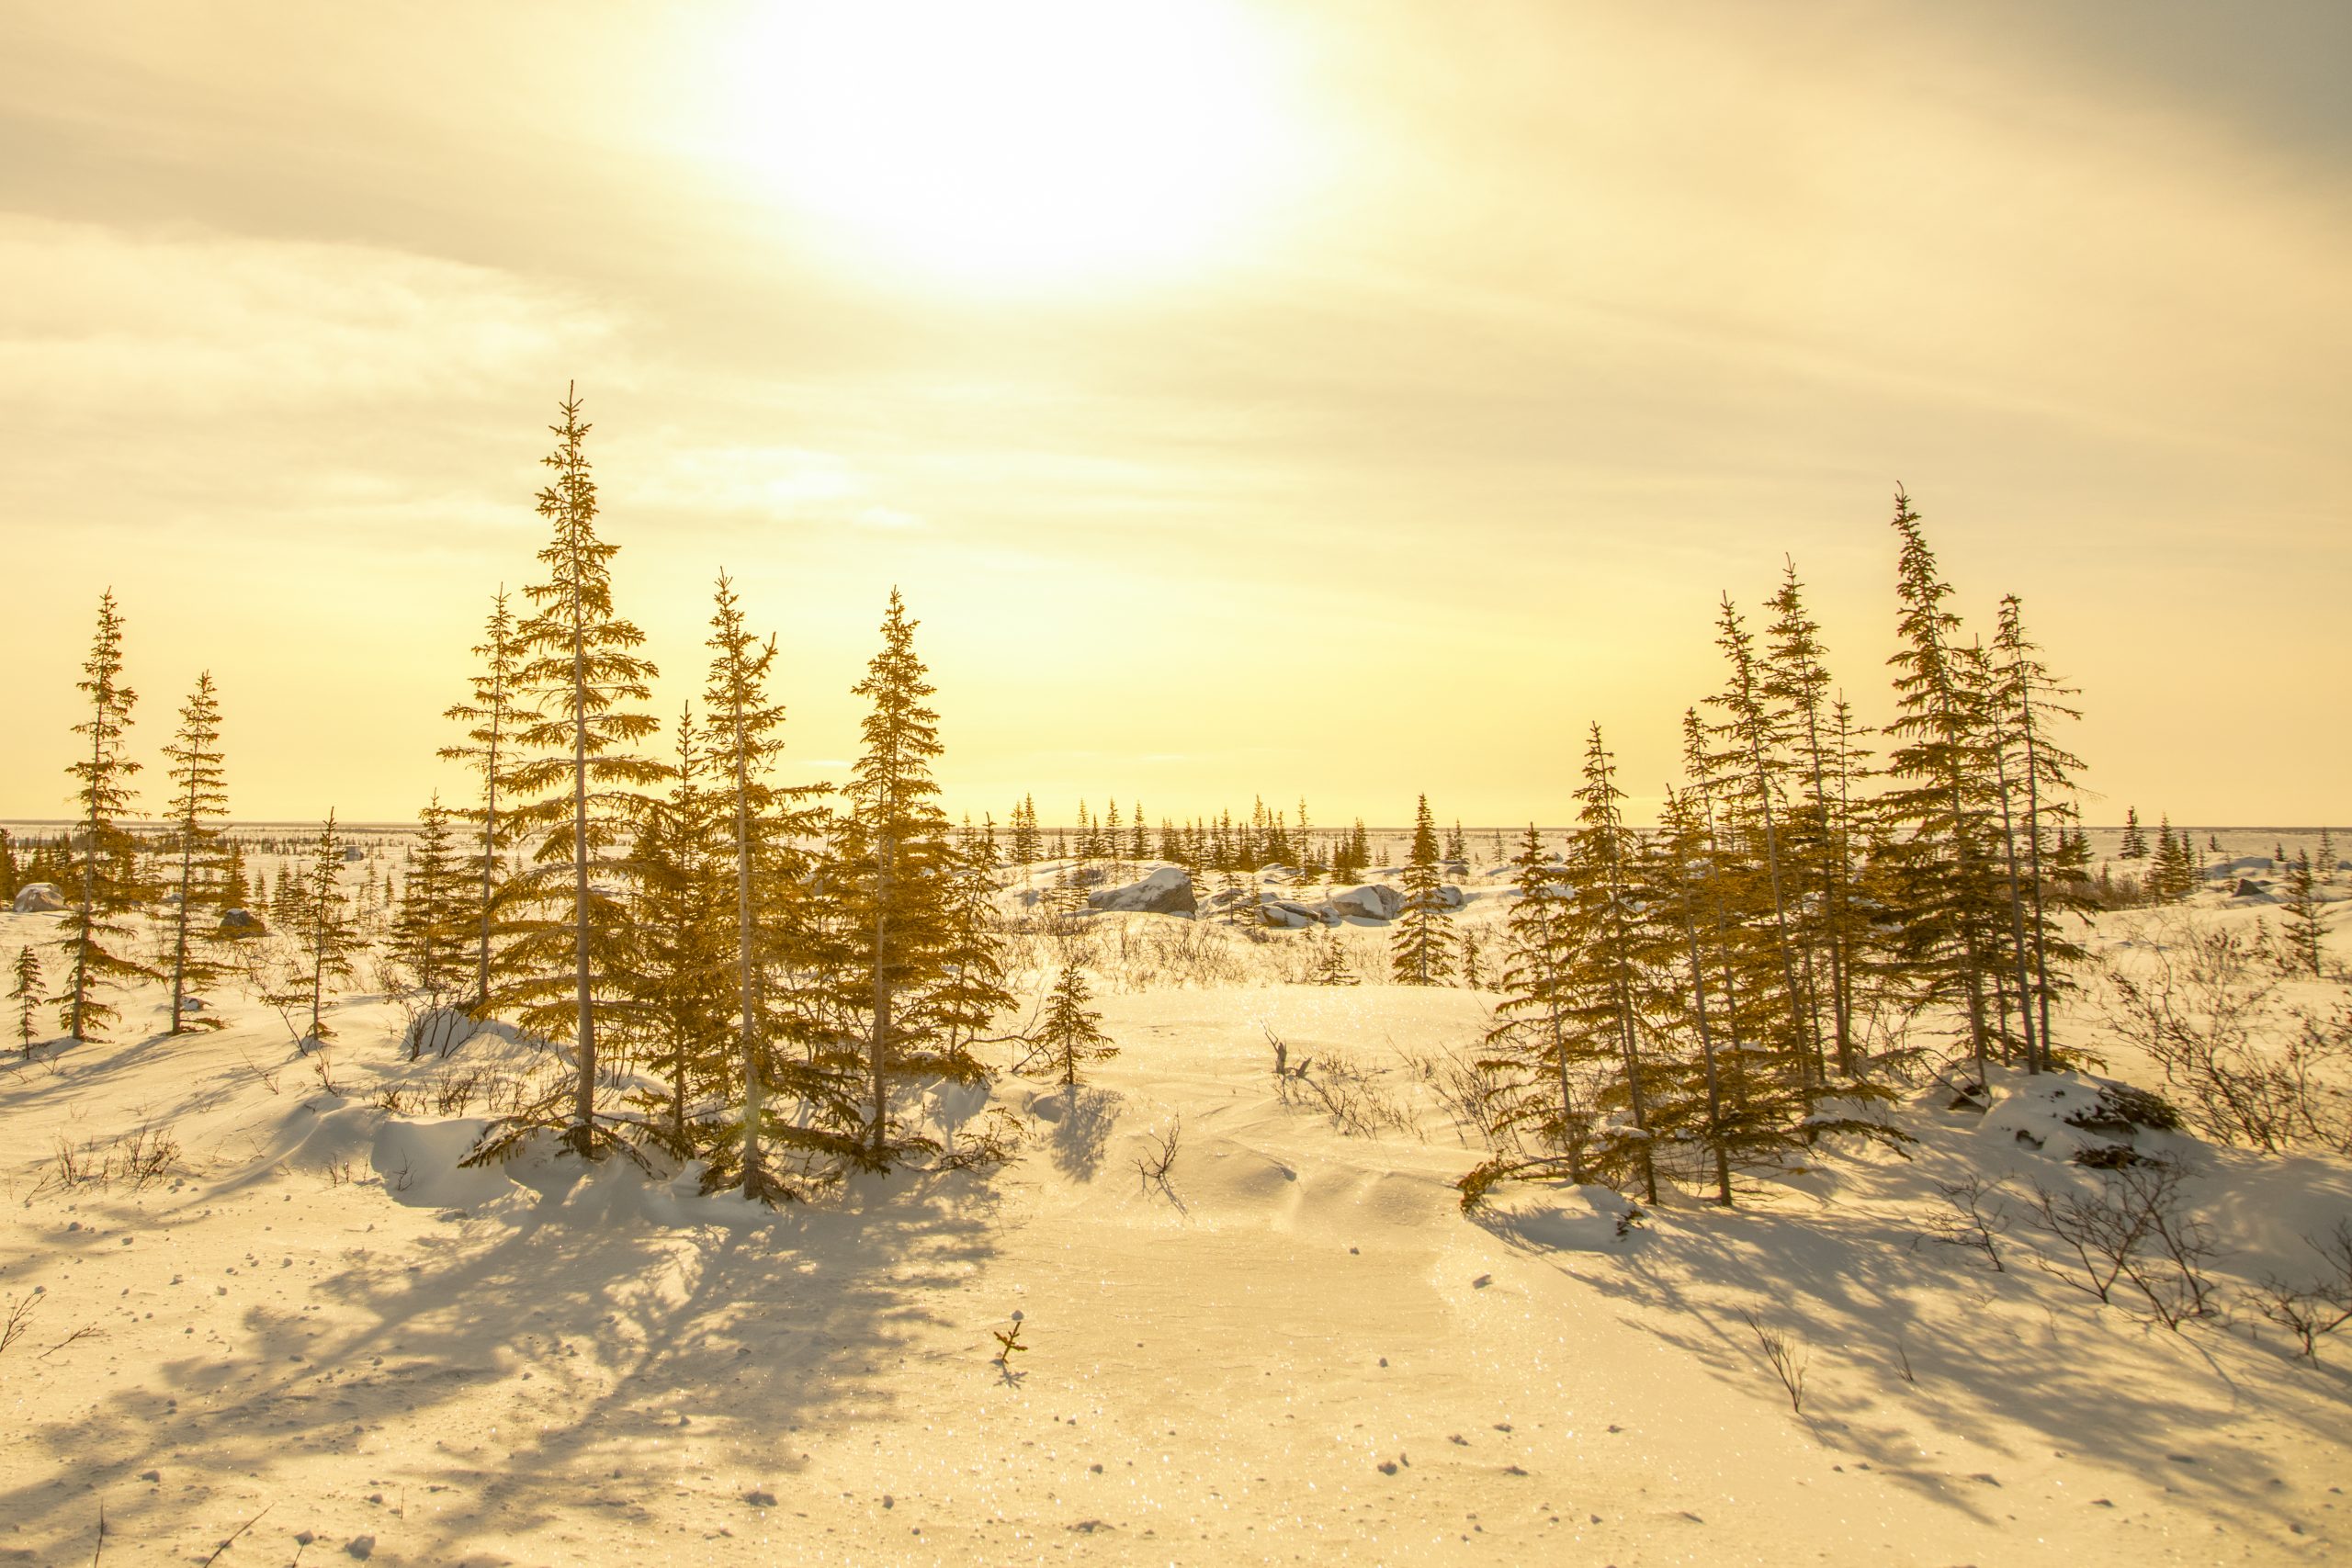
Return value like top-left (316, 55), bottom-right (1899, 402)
top-left (10, 947), bottom-right (42, 1055)
top-left (1028, 964), bottom-right (1116, 1088)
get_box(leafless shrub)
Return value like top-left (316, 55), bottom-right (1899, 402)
top-left (240, 1053), bottom-right (284, 1095)
top-left (1134, 1116), bottom-right (1184, 1211)
top-left (309, 1052), bottom-right (345, 1097)
top-left (430, 1066), bottom-right (490, 1116)
top-left (373, 1084), bottom-right (424, 1115)
top-left (0, 1292), bottom-right (37, 1356)
top-left (1928, 1175), bottom-right (2014, 1271)
top-left (119, 1123), bottom-right (179, 1189)
top-left (320, 1157), bottom-right (358, 1188)
top-left (1266, 1027), bottom-right (1415, 1139)
top-left (2254, 1219), bottom-right (2352, 1360)
top-left (2098, 919), bottom-right (2349, 1152)
top-left (1739, 1308), bottom-right (1809, 1413)
top-left (2028, 1157), bottom-right (2218, 1329)
top-left (1400, 1043), bottom-right (1515, 1148)
top-left (935, 1108), bottom-right (1024, 1173)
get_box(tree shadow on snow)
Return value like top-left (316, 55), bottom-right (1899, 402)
top-left (1038, 1085), bottom-right (1122, 1180)
top-left (0, 1158), bottom-right (1004, 1562)
top-left (1510, 1193), bottom-right (2347, 1540)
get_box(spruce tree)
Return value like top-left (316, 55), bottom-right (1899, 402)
top-left (622, 705), bottom-right (736, 1156)
top-left (2119, 807), bottom-right (2147, 860)
top-left (1027, 963), bottom-right (1116, 1089)
top-left (219, 840), bottom-right (251, 917)
top-left (393, 795), bottom-right (468, 1008)
top-left (837, 590), bottom-right (977, 1168)
top-left (1307, 928), bottom-right (1358, 987)
top-left (1391, 795), bottom-right (1455, 985)
top-left (0, 829), bottom-right (18, 903)
top-left (1471, 824), bottom-right (1604, 1194)
top-left (699, 573), bottom-right (839, 1199)
top-left (11, 946), bottom-right (42, 1055)
top-left (2280, 850), bottom-right (2326, 977)
top-left (440, 589), bottom-right (526, 1011)
top-left (1989, 595), bottom-right (2087, 1068)
top-left (1878, 491), bottom-right (2003, 1081)
top-left (500, 389), bottom-right (665, 1157)
top-left (1706, 592), bottom-right (1815, 1082)
top-left (1566, 725), bottom-right (1656, 1202)
top-left (274, 813), bottom-right (360, 1046)
top-left (1763, 563), bottom-right (1871, 1076)
top-left (161, 671), bottom-right (232, 1033)
top-left (57, 591), bottom-right (153, 1041)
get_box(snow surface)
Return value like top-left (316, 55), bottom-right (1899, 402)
top-left (2, 852), bottom-right (2349, 1564)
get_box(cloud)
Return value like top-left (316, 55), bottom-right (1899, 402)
top-left (0, 216), bottom-right (615, 414)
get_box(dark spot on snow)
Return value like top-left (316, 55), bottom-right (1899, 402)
top-left (745, 1490), bottom-right (777, 1507)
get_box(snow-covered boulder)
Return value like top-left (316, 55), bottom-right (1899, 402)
top-left (2232, 878), bottom-right (2270, 899)
top-left (12, 882), bottom-right (65, 914)
top-left (1329, 884), bottom-right (1404, 920)
top-left (1433, 884), bottom-right (1465, 909)
top-left (1259, 899), bottom-right (1320, 929)
top-left (1087, 866), bottom-right (1196, 917)
top-left (217, 907), bottom-right (266, 935)
top-left (343, 845), bottom-right (366, 862)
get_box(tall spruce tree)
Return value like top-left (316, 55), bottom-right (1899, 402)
top-left (1468, 824), bottom-right (1605, 1199)
top-left (500, 389), bottom-right (665, 1157)
top-left (699, 573), bottom-right (840, 1199)
top-left (275, 813), bottom-right (360, 1046)
top-left (836, 590), bottom-right (981, 1169)
top-left (161, 671), bottom-right (231, 1033)
top-left (58, 591), bottom-right (152, 1041)
top-left (1706, 593), bottom-right (1817, 1083)
top-left (1566, 724), bottom-right (1657, 1202)
top-left (622, 705), bottom-right (736, 1156)
top-left (1879, 491), bottom-right (2004, 1081)
top-left (0, 829), bottom-right (18, 903)
top-left (441, 589), bottom-right (526, 1011)
top-left (1989, 595), bottom-right (2088, 1068)
top-left (1392, 795), bottom-right (1455, 985)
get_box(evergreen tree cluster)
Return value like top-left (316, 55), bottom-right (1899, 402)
top-left (412, 390), bottom-right (1012, 1194)
top-left (1467, 489), bottom-right (2102, 1209)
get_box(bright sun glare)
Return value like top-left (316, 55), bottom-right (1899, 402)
top-left (733, 0), bottom-right (1296, 288)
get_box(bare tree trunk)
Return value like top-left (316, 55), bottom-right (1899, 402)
top-left (570, 610), bottom-right (595, 1145)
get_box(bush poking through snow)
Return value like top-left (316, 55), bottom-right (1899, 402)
top-left (1928, 1175), bottom-right (2014, 1271)
top-left (2254, 1220), bottom-right (2352, 1360)
top-left (2026, 1157), bottom-right (2220, 1329)
top-left (1739, 1309), bottom-right (1809, 1413)
top-left (2097, 919), bottom-right (2348, 1153)
top-left (1134, 1115), bottom-right (1182, 1211)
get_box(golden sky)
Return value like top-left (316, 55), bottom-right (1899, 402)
top-left (4, 1), bottom-right (2346, 828)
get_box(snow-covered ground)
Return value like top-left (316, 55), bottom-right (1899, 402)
top-left (2, 853), bottom-right (2347, 1565)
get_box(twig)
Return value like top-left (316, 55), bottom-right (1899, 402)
top-left (40, 1323), bottom-right (102, 1359)
top-left (198, 1503), bottom-right (274, 1566)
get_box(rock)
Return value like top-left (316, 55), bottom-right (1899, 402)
top-left (2233, 878), bottom-right (2269, 898)
top-left (345, 1538), bottom-right (375, 1561)
top-left (1433, 885), bottom-right (1465, 909)
top-left (1259, 901), bottom-right (1317, 929)
top-left (343, 845), bottom-right (366, 862)
top-left (11, 883), bottom-right (65, 914)
top-left (216, 907), bottom-right (266, 936)
top-left (1088, 867), bottom-right (1196, 917)
top-left (1329, 884), bottom-right (1404, 920)
top-left (744, 1489), bottom-right (777, 1508)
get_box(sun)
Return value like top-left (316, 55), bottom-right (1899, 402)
top-left (729, 0), bottom-right (1298, 289)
